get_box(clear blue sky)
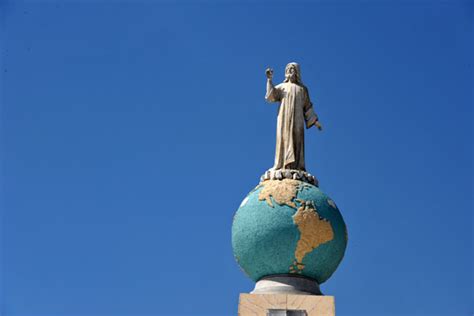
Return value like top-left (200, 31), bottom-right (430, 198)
top-left (1, 1), bottom-right (472, 315)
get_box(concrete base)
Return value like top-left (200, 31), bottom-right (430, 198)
top-left (251, 275), bottom-right (322, 295)
top-left (238, 293), bottom-right (335, 316)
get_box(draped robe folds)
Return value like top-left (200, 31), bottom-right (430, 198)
top-left (265, 82), bottom-right (318, 171)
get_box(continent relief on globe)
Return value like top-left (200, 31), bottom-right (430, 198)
top-left (257, 179), bottom-right (335, 274)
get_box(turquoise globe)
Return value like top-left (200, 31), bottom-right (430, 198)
top-left (232, 179), bottom-right (347, 284)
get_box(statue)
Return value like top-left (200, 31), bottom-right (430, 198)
top-left (232, 63), bottom-right (348, 311)
top-left (265, 62), bottom-right (322, 172)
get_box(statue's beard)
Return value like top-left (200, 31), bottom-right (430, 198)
top-left (286, 74), bottom-right (297, 82)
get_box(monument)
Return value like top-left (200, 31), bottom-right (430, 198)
top-left (232, 63), bottom-right (348, 315)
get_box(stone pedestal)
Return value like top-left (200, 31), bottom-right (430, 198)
top-left (238, 293), bottom-right (335, 316)
top-left (251, 275), bottom-right (322, 295)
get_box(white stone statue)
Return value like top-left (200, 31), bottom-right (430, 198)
top-left (265, 62), bottom-right (322, 172)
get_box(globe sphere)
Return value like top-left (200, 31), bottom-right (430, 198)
top-left (232, 179), bottom-right (347, 284)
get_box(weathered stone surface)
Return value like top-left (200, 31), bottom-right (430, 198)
top-left (238, 293), bottom-right (335, 316)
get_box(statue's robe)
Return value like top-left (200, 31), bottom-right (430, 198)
top-left (266, 81), bottom-right (318, 171)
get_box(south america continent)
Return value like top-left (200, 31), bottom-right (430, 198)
top-left (255, 179), bottom-right (335, 274)
top-left (290, 202), bottom-right (334, 274)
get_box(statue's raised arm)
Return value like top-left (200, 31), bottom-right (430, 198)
top-left (265, 68), bottom-right (281, 103)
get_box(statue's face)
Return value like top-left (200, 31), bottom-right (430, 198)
top-left (286, 65), bottom-right (297, 83)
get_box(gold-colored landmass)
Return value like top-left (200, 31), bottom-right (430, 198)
top-left (256, 179), bottom-right (334, 274)
top-left (292, 202), bottom-right (334, 269)
top-left (258, 179), bottom-right (301, 208)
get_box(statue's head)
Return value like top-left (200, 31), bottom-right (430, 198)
top-left (284, 62), bottom-right (302, 84)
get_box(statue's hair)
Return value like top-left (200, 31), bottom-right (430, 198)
top-left (283, 62), bottom-right (303, 85)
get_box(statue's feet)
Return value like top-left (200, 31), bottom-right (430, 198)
top-left (260, 169), bottom-right (318, 186)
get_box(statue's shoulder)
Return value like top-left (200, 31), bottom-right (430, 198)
top-left (275, 82), bottom-right (286, 89)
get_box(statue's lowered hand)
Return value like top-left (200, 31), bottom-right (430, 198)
top-left (315, 121), bottom-right (323, 131)
top-left (265, 68), bottom-right (273, 79)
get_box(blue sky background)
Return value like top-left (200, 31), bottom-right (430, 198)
top-left (1, 1), bottom-right (472, 315)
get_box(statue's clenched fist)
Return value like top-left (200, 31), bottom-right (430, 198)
top-left (265, 68), bottom-right (273, 79)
